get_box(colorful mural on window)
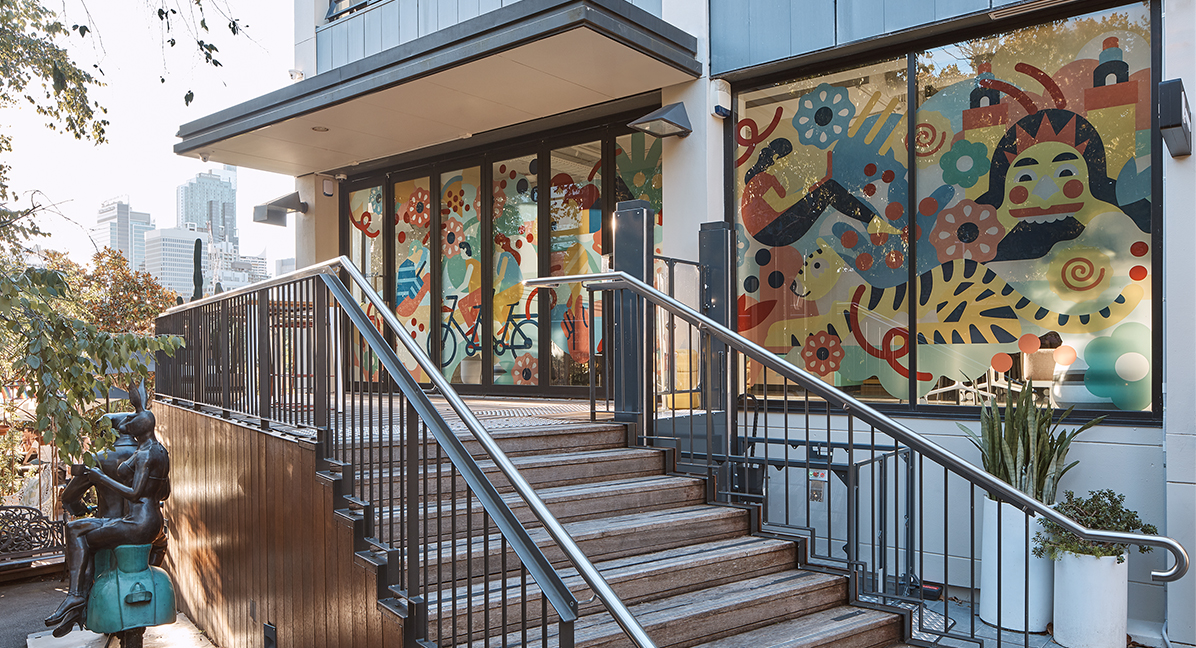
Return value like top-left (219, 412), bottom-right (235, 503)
top-left (393, 178), bottom-right (433, 382)
top-left (616, 132), bottom-right (664, 253)
top-left (734, 5), bottom-right (1154, 411)
top-left (348, 185), bottom-right (386, 380)
top-left (440, 167), bottom-right (483, 384)
top-left (493, 156), bottom-right (540, 386)
top-left (550, 143), bottom-right (604, 386)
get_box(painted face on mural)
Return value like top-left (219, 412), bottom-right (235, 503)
top-left (789, 241), bottom-right (846, 302)
top-left (1003, 141), bottom-right (1093, 226)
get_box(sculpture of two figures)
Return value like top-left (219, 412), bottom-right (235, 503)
top-left (45, 384), bottom-right (175, 646)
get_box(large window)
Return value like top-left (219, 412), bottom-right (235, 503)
top-left (341, 122), bottom-right (653, 393)
top-left (734, 3), bottom-right (1155, 413)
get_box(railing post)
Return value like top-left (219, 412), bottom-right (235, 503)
top-left (314, 280), bottom-right (329, 432)
top-left (403, 399), bottom-right (426, 644)
top-left (612, 200), bottom-right (652, 423)
top-left (220, 300), bottom-right (231, 418)
top-left (698, 222), bottom-right (733, 413)
top-left (257, 287), bottom-right (271, 430)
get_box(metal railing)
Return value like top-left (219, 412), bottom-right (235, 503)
top-left (156, 257), bottom-right (654, 648)
top-left (527, 270), bottom-right (1189, 647)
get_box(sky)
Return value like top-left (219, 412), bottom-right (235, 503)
top-left (5, 0), bottom-right (298, 268)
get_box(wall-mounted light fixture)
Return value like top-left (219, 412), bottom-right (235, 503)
top-left (1161, 79), bottom-right (1191, 157)
top-left (628, 102), bottom-right (692, 138)
top-left (253, 192), bottom-right (309, 227)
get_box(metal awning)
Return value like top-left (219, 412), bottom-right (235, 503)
top-left (174, 0), bottom-right (699, 177)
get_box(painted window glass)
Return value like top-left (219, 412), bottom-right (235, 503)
top-left (492, 155), bottom-right (541, 386)
top-left (914, 5), bottom-right (1153, 411)
top-left (549, 142), bottom-right (603, 386)
top-left (347, 185), bottom-right (385, 379)
top-left (735, 58), bottom-right (910, 402)
top-left (393, 177), bottom-right (433, 382)
top-left (440, 167), bottom-right (483, 384)
top-left (616, 132), bottom-right (664, 254)
top-left (734, 4), bottom-right (1154, 412)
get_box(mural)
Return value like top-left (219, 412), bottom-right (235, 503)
top-left (734, 5), bottom-right (1153, 410)
top-left (441, 167), bottom-right (483, 384)
top-left (393, 178), bottom-right (433, 382)
top-left (550, 143), bottom-right (604, 385)
top-left (492, 156), bottom-right (540, 386)
top-left (348, 185), bottom-right (386, 380)
top-left (616, 132), bottom-right (665, 253)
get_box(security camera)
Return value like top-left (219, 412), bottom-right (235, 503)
top-left (334, 173), bottom-right (348, 181)
top-left (289, 69), bottom-right (305, 81)
top-left (200, 152), bottom-right (210, 163)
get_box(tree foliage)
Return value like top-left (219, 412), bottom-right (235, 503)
top-left (0, 0), bottom-right (246, 461)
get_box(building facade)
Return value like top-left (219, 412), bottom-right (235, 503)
top-left (144, 225), bottom-right (205, 296)
top-left (176, 165), bottom-right (239, 246)
top-left (175, 0), bottom-right (1196, 644)
top-left (92, 198), bottom-right (155, 270)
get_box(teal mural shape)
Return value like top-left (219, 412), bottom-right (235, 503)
top-left (1084, 322), bottom-right (1152, 411)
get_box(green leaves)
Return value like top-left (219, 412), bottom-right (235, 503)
top-left (959, 380), bottom-right (1102, 504)
top-left (1033, 489), bottom-right (1159, 561)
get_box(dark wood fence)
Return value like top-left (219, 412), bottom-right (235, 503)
top-left (158, 403), bottom-right (402, 648)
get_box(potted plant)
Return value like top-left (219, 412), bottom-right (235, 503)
top-left (1033, 489), bottom-right (1156, 648)
top-left (957, 380), bottom-right (1104, 632)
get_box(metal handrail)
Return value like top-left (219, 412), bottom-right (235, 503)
top-left (526, 271), bottom-right (1190, 583)
top-left (163, 256), bottom-right (656, 645)
top-left (331, 259), bottom-right (656, 647)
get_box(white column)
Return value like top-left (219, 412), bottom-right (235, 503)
top-left (1163, 0), bottom-right (1196, 645)
top-left (295, 174), bottom-right (341, 267)
top-left (659, 0), bottom-right (722, 263)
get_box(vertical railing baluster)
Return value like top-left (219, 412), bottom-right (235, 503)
top-left (257, 287), bottom-right (270, 429)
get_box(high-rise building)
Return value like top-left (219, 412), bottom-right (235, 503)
top-left (275, 258), bottom-right (296, 277)
top-left (176, 165), bottom-right (238, 246)
top-left (144, 225), bottom-right (204, 297)
top-left (92, 198), bottom-right (155, 270)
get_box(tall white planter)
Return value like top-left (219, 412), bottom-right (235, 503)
top-left (980, 498), bottom-right (1053, 632)
top-left (1053, 552), bottom-right (1128, 648)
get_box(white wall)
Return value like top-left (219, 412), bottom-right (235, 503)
top-left (659, 0), bottom-right (722, 263)
top-left (1163, 0), bottom-right (1196, 644)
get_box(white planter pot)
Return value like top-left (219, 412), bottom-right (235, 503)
top-left (979, 497), bottom-right (1053, 632)
top-left (1053, 552), bottom-right (1128, 648)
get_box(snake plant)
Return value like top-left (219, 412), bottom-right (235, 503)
top-left (957, 380), bottom-right (1103, 504)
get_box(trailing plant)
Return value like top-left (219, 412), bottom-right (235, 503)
top-left (1033, 489), bottom-right (1157, 562)
top-left (957, 380), bottom-right (1103, 504)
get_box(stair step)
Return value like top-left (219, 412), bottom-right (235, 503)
top-left (423, 536), bottom-right (797, 644)
top-left (416, 505), bottom-right (750, 587)
top-left (459, 570), bottom-right (847, 648)
top-left (692, 605), bottom-right (902, 648)
top-left (351, 448), bottom-right (666, 501)
top-left (375, 475), bottom-right (707, 543)
top-left (328, 421), bottom-right (628, 465)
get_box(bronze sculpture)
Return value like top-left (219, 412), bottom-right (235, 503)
top-left (45, 385), bottom-right (172, 640)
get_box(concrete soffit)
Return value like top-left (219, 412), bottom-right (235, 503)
top-left (174, 0), bottom-right (700, 177)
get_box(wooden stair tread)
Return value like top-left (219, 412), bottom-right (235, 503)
top-left (456, 570), bottom-right (846, 648)
top-left (692, 605), bottom-right (901, 648)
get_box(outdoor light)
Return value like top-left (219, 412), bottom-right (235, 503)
top-left (1161, 79), bottom-right (1191, 157)
top-left (628, 102), bottom-right (692, 138)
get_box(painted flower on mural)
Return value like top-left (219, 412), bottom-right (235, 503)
top-left (1084, 322), bottom-right (1151, 411)
top-left (793, 83), bottom-right (855, 149)
top-left (801, 330), bottom-right (844, 376)
top-left (930, 199), bottom-right (1004, 263)
top-left (513, 353), bottom-right (538, 386)
top-left (401, 187), bottom-right (432, 230)
top-left (939, 139), bottom-right (989, 188)
top-left (442, 217), bottom-right (465, 258)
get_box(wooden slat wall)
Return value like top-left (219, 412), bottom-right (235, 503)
top-left (158, 404), bottom-right (402, 648)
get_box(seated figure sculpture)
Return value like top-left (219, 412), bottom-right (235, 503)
top-left (45, 385), bottom-right (171, 638)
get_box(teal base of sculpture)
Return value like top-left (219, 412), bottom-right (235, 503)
top-left (85, 544), bottom-right (176, 635)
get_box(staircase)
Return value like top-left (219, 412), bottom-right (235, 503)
top-left (349, 406), bottom-right (904, 648)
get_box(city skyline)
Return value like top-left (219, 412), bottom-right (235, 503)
top-left (4, 0), bottom-right (296, 269)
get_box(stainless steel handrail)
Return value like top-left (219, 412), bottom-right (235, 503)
top-left (526, 271), bottom-right (1190, 583)
top-left (334, 260), bottom-right (657, 647)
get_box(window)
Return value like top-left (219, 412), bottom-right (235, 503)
top-left (734, 3), bottom-right (1155, 413)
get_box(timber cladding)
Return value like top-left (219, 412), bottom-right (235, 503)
top-left (157, 403), bottom-right (402, 647)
